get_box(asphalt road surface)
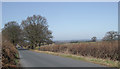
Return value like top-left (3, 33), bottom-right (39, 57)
top-left (18, 50), bottom-right (107, 67)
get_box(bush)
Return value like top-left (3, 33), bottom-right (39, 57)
top-left (2, 36), bottom-right (20, 69)
top-left (39, 41), bottom-right (118, 61)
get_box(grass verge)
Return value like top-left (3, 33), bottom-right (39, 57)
top-left (31, 50), bottom-right (118, 67)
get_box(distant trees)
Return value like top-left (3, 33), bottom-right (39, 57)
top-left (70, 41), bottom-right (79, 43)
top-left (91, 36), bottom-right (97, 42)
top-left (21, 15), bottom-right (53, 49)
top-left (2, 21), bottom-right (21, 45)
top-left (91, 31), bottom-right (119, 42)
top-left (102, 31), bottom-right (118, 41)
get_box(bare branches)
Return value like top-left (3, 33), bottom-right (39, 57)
top-left (102, 31), bottom-right (118, 41)
top-left (21, 15), bottom-right (53, 49)
top-left (2, 21), bottom-right (21, 45)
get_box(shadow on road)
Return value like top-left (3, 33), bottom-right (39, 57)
top-left (18, 49), bottom-right (28, 50)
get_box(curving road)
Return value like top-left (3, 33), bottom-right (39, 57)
top-left (18, 50), bottom-right (106, 67)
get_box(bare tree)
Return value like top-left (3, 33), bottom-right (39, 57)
top-left (102, 31), bottom-right (118, 41)
top-left (21, 15), bottom-right (53, 49)
top-left (2, 21), bottom-right (21, 45)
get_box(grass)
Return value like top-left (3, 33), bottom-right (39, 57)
top-left (31, 50), bottom-right (119, 67)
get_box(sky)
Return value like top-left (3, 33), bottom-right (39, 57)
top-left (1, 0), bottom-right (119, 2)
top-left (2, 2), bottom-right (118, 41)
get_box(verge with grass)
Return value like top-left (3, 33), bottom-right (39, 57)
top-left (32, 50), bottom-right (118, 67)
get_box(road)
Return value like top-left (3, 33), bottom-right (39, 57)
top-left (19, 50), bottom-right (106, 67)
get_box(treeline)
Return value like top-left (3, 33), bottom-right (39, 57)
top-left (70, 31), bottom-right (119, 43)
top-left (2, 15), bottom-right (53, 49)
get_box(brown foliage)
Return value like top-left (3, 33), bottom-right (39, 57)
top-left (2, 36), bottom-right (19, 68)
top-left (39, 41), bottom-right (118, 61)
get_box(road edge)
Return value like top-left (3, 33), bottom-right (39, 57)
top-left (30, 50), bottom-right (118, 68)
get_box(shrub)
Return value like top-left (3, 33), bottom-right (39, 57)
top-left (39, 41), bottom-right (118, 61)
top-left (2, 36), bottom-right (20, 69)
